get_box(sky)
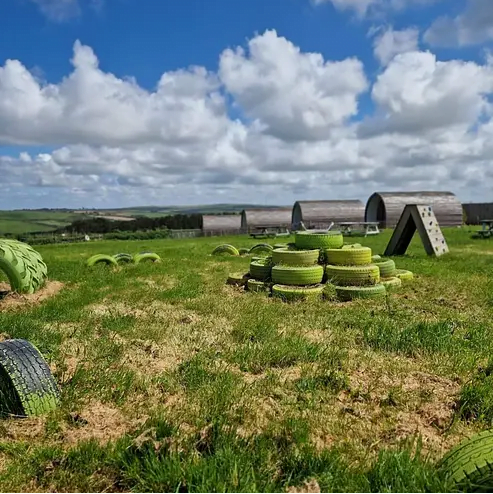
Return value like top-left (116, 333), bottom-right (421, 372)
top-left (1, 0), bottom-right (493, 209)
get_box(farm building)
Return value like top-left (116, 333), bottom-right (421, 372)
top-left (291, 200), bottom-right (365, 230)
top-left (365, 191), bottom-right (463, 228)
top-left (240, 208), bottom-right (292, 233)
top-left (202, 214), bottom-right (241, 236)
top-left (462, 203), bottom-right (493, 225)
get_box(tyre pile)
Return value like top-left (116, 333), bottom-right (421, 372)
top-left (0, 239), bottom-right (48, 294)
top-left (225, 230), bottom-right (414, 302)
top-left (87, 251), bottom-right (161, 267)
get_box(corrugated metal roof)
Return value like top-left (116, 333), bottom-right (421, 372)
top-left (292, 200), bottom-right (365, 229)
top-left (462, 203), bottom-right (493, 225)
top-left (202, 214), bottom-right (241, 232)
top-left (365, 191), bottom-right (463, 228)
top-left (241, 208), bottom-right (292, 231)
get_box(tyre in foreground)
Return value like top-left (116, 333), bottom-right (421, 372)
top-left (0, 339), bottom-right (60, 418)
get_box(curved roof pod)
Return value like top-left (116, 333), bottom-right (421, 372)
top-left (202, 214), bottom-right (241, 235)
top-left (462, 203), bottom-right (493, 225)
top-left (292, 200), bottom-right (365, 230)
top-left (365, 191), bottom-right (463, 228)
top-left (240, 208), bottom-right (292, 232)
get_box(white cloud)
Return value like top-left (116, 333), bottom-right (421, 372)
top-left (219, 30), bottom-right (368, 141)
top-left (28, 0), bottom-right (80, 21)
top-left (1, 29), bottom-right (493, 208)
top-left (0, 40), bottom-right (229, 147)
top-left (424, 0), bottom-right (493, 47)
top-left (362, 51), bottom-right (493, 135)
top-left (372, 26), bottom-right (419, 65)
top-left (28, 0), bottom-right (104, 21)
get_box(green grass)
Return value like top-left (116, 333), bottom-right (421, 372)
top-left (0, 210), bottom-right (89, 234)
top-left (0, 227), bottom-right (491, 491)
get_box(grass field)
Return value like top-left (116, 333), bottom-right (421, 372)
top-left (0, 211), bottom-right (89, 235)
top-left (0, 228), bottom-right (492, 491)
top-left (0, 204), bottom-right (273, 234)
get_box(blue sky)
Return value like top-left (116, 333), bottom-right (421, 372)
top-left (1, 0), bottom-right (493, 209)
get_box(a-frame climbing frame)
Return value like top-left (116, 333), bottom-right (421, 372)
top-left (384, 204), bottom-right (449, 257)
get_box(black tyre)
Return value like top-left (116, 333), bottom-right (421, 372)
top-left (0, 339), bottom-right (60, 417)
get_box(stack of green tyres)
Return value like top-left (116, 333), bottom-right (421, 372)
top-left (225, 230), bottom-right (414, 303)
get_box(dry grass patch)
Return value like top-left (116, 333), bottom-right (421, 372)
top-left (0, 281), bottom-right (64, 311)
top-left (135, 275), bottom-right (177, 290)
top-left (62, 400), bottom-right (147, 445)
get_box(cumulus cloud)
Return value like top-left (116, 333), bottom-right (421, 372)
top-left (372, 26), bottom-right (419, 65)
top-left (424, 0), bottom-right (493, 47)
top-left (361, 51), bottom-right (493, 136)
top-left (219, 30), bottom-right (368, 141)
top-left (1, 28), bottom-right (493, 207)
top-left (0, 41), bottom-right (229, 147)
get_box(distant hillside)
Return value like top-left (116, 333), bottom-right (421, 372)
top-left (0, 204), bottom-right (287, 234)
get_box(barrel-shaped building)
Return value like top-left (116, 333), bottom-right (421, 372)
top-left (365, 191), bottom-right (463, 228)
top-left (202, 214), bottom-right (241, 236)
top-left (292, 200), bottom-right (365, 230)
top-left (462, 203), bottom-right (493, 225)
top-left (241, 208), bottom-right (292, 233)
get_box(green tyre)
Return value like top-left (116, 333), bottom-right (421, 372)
top-left (271, 265), bottom-right (324, 285)
top-left (381, 277), bottom-right (402, 289)
top-left (295, 231), bottom-right (344, 250)
top-left (374, 259), bottom-right (396, 278)
top-left (325, 247), bottom-right (372, 266)
top-left (226, 273), bottom-right (249, 287)
top-left (371, 254), bottom-right (382, 261)
top-left (87, 254), bottom-right (118, 268)
top-left (272, 247), bottom-right (319, 266)
top-left (272, 284), bottom-right (324, 302)
top-left (0, 339), bottom-right (60, 418)
top-left (212, 244), bottom-right (240, 256)
top-left (134, 252), bottom-right (161, 264)
top-left (438, 430), bottom-right (493, 492)
top-left (335, 284), bottom-right (386, 301)
top-left (0, 242), bottom-right (35, 293)
top-left (342, 243), bottom-right (362, 249)
top-left (249, 244), bottom-right (274, 256)
top-left (238, 248), bottom-right (250, 256)
top-left (273, 243), bottom-right (288, 249)
top-left (395, 269), bottom-right (414, 281)
top-left (113, 253), bottom-right (134, 264)
top-left (249, 259), bottom-right (272, 281)
top-left (325, 264), bottom-right (380, 286)
top-left (247, 279), bottom-right (271, 293)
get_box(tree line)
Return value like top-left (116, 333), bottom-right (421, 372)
top-left (55, 213), bottom-right (204, 234)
